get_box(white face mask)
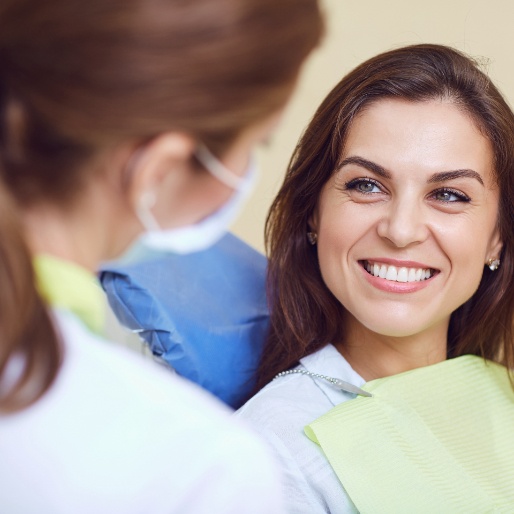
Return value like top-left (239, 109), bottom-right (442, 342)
top-left (136, 144), bottom-right (258, 254)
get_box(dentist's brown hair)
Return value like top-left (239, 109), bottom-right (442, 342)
top-left (256, 44), bottom-right (514, 391)
top-left (0, 0), bottom-right (323, 412)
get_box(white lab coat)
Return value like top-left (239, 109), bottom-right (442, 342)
top-left (0, 309), bottom-right (284, 514)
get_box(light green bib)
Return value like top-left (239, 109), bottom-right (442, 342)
top-left (33, 254), bottom-right (105, 334)
top-left (305, 355), bottom-right (514, 513)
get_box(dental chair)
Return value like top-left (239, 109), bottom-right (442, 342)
top-left (99, 233), bottom-right (269, 409)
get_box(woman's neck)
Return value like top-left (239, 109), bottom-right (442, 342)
top-left (336, 314), bottom-right (449, 381)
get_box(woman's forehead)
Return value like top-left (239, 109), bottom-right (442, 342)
top-left (339, 98), bottom-right (495, 186)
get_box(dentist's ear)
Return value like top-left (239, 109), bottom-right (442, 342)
top-left (124, 132), bottom-right (197, 211)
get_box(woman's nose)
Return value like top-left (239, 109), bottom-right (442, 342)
top-left (376, 198), bottom-right (429, 248)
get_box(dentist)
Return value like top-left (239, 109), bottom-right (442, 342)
top-left (0, 0), bottom-right (323, 512)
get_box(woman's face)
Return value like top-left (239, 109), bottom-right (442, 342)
top-left (311, 99), bottom-right (502, 341)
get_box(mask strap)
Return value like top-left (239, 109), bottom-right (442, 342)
top-left (134, 141), bottom-right (247, 233)
top-left (195, 143), bottom-right (245, 190)
top-left (136, 190), bottom-right (161, 231)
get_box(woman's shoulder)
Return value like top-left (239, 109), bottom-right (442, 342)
top-left (237, 366), bottom-right (331, 430)
top-left (237, 343), bottom-right (360, 430)
top-left (236, 344), bottom-right (361, 514)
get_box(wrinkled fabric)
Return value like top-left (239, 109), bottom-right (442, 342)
top-left (100, 233), bottom-right (269, 408)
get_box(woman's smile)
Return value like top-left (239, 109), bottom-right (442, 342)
top-left (358, 259), bottom-right (439, 294)
top-left (361, 259), bottom-right (437, 282)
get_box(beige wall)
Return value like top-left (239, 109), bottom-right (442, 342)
top-left (232, 0), bottom-right (514, 253)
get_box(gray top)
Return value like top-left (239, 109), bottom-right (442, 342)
top-left (236, 344), bottom-right (365, 514)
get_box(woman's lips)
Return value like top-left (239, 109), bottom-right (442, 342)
top-left (359, 259), bottom-right (439, 292)
top-left (362, 259), bottom-right (438, 283)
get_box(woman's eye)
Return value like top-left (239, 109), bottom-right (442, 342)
top-left (432, 188), bottom-right (470, 203)
top-left (345, 178), bottom-right (382, 194)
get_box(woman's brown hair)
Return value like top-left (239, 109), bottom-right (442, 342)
top-left (257, 44), bottom-right (514, 390)
top-left (0, 0), bottom-right (323, 412)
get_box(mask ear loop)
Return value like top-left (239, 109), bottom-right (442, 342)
top-left (136, 190), bottom-right (161, 231)
top-left (120, 137), bottom-right (162, 232)
top-left (194, 143), bottom-right (244, 190)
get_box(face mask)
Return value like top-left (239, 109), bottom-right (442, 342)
top-left (136, 144), bottom-right (258, 254)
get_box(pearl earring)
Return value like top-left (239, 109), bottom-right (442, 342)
top-left (307, 232), bottom-right (318, 245)
top-left (487, 258), bottom-right (500, 271)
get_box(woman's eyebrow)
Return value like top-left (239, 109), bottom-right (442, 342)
top-left (339, 157), bottom-right (485, 187)
top-left (337, 156), bottom-right (391, 179)
top-left (427, 169), bottom-right (484, 186)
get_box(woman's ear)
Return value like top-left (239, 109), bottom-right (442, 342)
top-left (306, 210), bottom-right (319, 245)
top-left (308, 209), bottom-right (319, 233)
top-left (487, 230), bottom-right (503, 262)
top-left (125, 132), bottom-right (197, 210)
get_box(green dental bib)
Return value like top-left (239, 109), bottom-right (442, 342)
top-left (305, 355), bottom-right (514, 513)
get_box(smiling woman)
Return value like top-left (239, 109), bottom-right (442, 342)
top-left (236, 44), bottom-right (514, 513)
top-left (314, 98), bottom-right (501, 371)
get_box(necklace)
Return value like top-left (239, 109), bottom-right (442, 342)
top-left (274, 369), bottom-right (372, 397)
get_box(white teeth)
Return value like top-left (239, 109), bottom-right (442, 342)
top-left (385, 266), bottom-right (397, 281)
top-left (365, 261), bottom-right (433, 283)
top-left (397, 267), bottom-right (408, 282)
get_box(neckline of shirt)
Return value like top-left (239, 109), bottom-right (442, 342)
top-left (298, 344), bottom-right (366, 406)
